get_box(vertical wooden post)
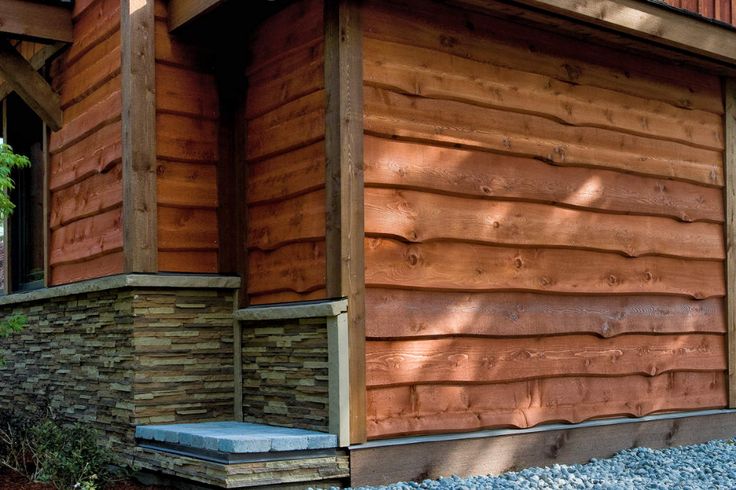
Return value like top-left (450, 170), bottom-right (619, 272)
top-left (42, 122), bottom-right (49, 287)
top-left (324, 0), bottom-right (366, 444)
top-left (2, 98), bottom-right (9, 292)
top-left (121, 0), bottom-right (157, 273)
top-left (725, 78), bottom-right (736, 408)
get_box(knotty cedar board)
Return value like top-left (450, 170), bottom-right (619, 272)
top-left (47, 0), bottom-right (123, 285)
top-left (245, 0), bottom-right (328, 305)
top-left (361, 0), bottom-right (728, 439)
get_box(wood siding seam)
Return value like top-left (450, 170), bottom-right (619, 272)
top-left (725, 77), bottom-right (736, 408)
top-left (121, 0), bottom-right (157, 273)
top-left (325, 0), bottom-right (367, 444)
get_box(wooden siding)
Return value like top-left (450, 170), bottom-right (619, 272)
top-left (48, 0), bottom-right (123, 285)
top-left (662, 0), bottom-right (735, 25)
top-left (245, 0), bottom-right (328, 305)
top-left (154, 0), bottom-right (219, 273)
top-left (362, 0), bottom-right (728, 439)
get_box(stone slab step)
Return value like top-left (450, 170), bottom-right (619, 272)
top-left (135, 421), bottom-right (337, 454)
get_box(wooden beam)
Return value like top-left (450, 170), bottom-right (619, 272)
top-left (324, 0), bottom-right (366, 444)
top-left (456, 0), bottom-right (736, 65)
top-left (121, 0), bottom-right (157, 272)
top-left (725, 78), bottom-right (736, 408)
top-left (0, 39), bottom-right (62, 131)
top-left (168, 0), bottom-right (223, 31)
top-left (0, 42), bottom-right (66, 102)
top-left (0, 0), bottom-right (72, 43)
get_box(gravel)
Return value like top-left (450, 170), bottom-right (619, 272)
top-left (333, 439), bottom-right (736, 489)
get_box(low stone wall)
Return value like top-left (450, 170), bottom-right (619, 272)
top-left (0, 275), bottom-right (239, 465)
top-left (241, 318), bottom-right (330, 433)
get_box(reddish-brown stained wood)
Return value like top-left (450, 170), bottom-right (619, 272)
top-left (157, 207), bottom-right (218, 250)
top-left (154, 19), bottom-right (212, 70)
top-left (365, 188), bottom-right (725, 259)
top-left (246, 45), bottom-right (325, 120)
top-left (156, 64), bottom-right (218, 120)
top-left (365, 289), bottom-right (727, 339)
top-left (364, 87), bottom-right (723, 187)
top-left (362, 0), bottom-right (724, 114)
top-left (49, 89), bottom-right (121, 154)
top-left (248, 190), bottom-right (326, 251)
top-left (157, 161), bottom-right (218, 209)
top-left (364, 239), bottom-right (725, 298)
top-left (157, 113), bottom-right (218, 163)
top-left (65, 0), bottom-right (120, 66)
top-left (60, 75), bottom-right (121, 123)
top-left (59, 37), bottom-right (121, 108)
top-left (50, 163), bottom-right (123, 229)
top-left (159, 250), bottom-right (218, 273)
top-left (49, 120), bottom-right (122, 191)
top-left (366, 334), bottom-right (726, 386)
top-left (364, 136), bottom-right (724, 223)
top-left (246, 90), bottom-right (326, 162)
top-left (247, 0), bottom-right (324, 75)
top-left (50, 250), bottom-right (124, 285)
top-left (247, 142), bottom-right (325, 205)
top-left (49, 208), bottom-right (123, 266)
top-left (247, 241), bottom-right (326, 295)
top-left (366, 372), bottom-right (727, 438)
top-left (248, 288), bottom-right (330, 306)
top-left (364, 38), bottom-right (723, 151)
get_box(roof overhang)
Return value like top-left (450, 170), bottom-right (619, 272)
top-left (0, 0), bottom-right (72, 43)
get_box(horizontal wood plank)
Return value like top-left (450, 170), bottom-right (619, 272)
top-left (364, 239), bottom-right (725, 298)
top-left (156, 63), bottom-right (219, 119)
top-left (49, 89), bottom-right (121, 154)
top-left (157, 113), bottom-right (218, 162)
top-left (364, 38), bottom-right (723, 150)
top-left (248, 288), bottom-right (330, 305)
top-left (50, 162), bottom-right (123, 230)
top-left (157, 207), bottom-right (219, 250)
top-left (50, 251), bottom-right (124, 285)
top-left (247, 241), bottom-right (326, 295)
top-left (247, 142), bottom-right (325, 205)
top-left (364, 136), bottom-right (724, 223)
top-left (365, 188), bottom-right (725, 259)
top-left (248, 189), bottom-right (326, 250)
top-left (365, 288), bottom-right (726, 339)
top-left (49, 208), bottom-right (123, 266)
top-left (366, 372), bottom-right (726, 438)
top-left (366, 334), bottom-right (726, 386)
top-left (364, 86), bottom-right (723, 186)
top-left (157, 161), bottom-right (218, 209)
top-left (159, 250), bottom-right (218, 273)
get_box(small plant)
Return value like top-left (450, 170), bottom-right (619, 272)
top-left (32, 421), bottom-right (113, 490)
top-left (0, 143), bottom-right (30, 219)
top-left (0, 406), bottom-right (46, 479)
top-left (0, 313), bottom-right (27, 366)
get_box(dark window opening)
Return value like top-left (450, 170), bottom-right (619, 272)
top-left (4, 94), bottom-right (45, 292)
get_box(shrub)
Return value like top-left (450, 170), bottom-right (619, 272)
top-left (0, 406), bottom-right (46, 479)
top-left (32, 421), bottom-right (113, 490)
top-left (0, 313), bottom-right (27, 366)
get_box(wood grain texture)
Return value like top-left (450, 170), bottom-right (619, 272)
top-left (364, 136), bottom-right (724, 223)
top-left (50, 162), bottom-right (123, 230)
top-left (159, 250), bottom-right (218, 273)
top-left (247, 141), bottom-right (325, 205)
top-left (247, 241), bottom-right (326, 296)
top-left (50, 251), bottom-right (124, 285)
top-left (725, 78), bottom-right (736, 408)
top-left (365, 239), bottom-right (725, 298)
top-left (0, 0), bottom-right (72, 43)
top-left (49, 208), bottom-right (123, 266)
top-left (157, 161), bottom-right (218, 209)
top-left (157, 207), bottom-right (218, 251)
top-left (362, 0), bottom-right (724, 114)
top-left (364, 38), bottom-right (723, 150)
top-left (366, 334), bottom-right (726, 386)
top-left (248, 190), bottom-right (326, 251)
top-left (364, 86), bottom-right (723, 186)
top-left (156, 64), bottom-right (218, 120)
top-left (365, 289), bottom-right (727, 339)
top-left (367, 372), bottom-right (727, 438)
top-left (122, 0), bottom-right (157, 273)
top-left (248, 288), bottom-right (330, 306)
top-left (157, 113), bottom-right (217, 163)
top-left (365, 188), bottom-right (725, 259)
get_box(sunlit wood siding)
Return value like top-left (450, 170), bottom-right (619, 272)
top-left (48, 0), bottom-right (123, 285)
top-left (154, 0), bottom-right (220, 273)
top-left (245, 0), bottom-right (328, 305)
top-left (362, 0), bottom-right (728, 439)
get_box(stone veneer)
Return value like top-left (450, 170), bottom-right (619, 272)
top-left (241, 318), bottom-right (330, 433)
top-left (0, 275), bottom-right (239, 465)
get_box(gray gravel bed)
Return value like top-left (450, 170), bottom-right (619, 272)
top-left (334, 439), bottom-right (736, 489)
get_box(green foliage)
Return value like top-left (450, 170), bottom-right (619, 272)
top-left (0, 143), bottom-right (30, 220)
top-left (0, 314), bottom-right (26, 366)
top-left (32, 420), bottom-right (113, 490)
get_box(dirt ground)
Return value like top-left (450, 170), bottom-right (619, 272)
top-left (0, 467), bottom-right (168, 489)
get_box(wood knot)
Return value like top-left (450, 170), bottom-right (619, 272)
top-left (562, 63), bottom-right (582, 82)
top-left (407, 253), bottom-right (418, 266)
top-left (607, 274), bottom-right (619, 286)
top-left (644, 271), bottom-right (653, 281)
top-left (480, 185), bottom-right (493, 195)
top-left (513, 257), bottom-right (523, 269)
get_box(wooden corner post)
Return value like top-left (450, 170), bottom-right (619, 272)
top-left (324, 0), bottom-right (367, 444)
top-left (121, 0), bottom-right (157, 273)
top-left (725, 78), bottom-right (736, 408)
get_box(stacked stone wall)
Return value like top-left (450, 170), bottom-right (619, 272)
top-left (241, 318), bottom-right (330, 432)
